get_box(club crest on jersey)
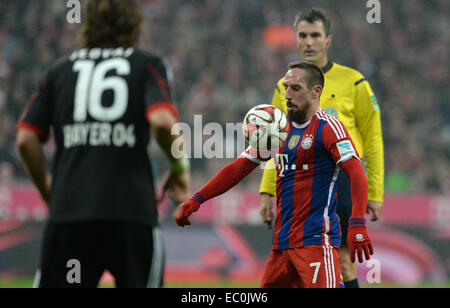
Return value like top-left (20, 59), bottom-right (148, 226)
top-left (288, 135), bottom-right (301, 150)
top-left (301, 134), bottom-right (314, 150)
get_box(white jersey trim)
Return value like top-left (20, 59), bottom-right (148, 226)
top-left (316, 111), bottom-right (346, 140)
top-left (323, 166), bottom-right (340, 247)
top-left (241, 148), bottom-right (263, 164)
top-left (147, 226), bottom-right (164, 288)
top-left (336, 154), bottom-right (360, 166)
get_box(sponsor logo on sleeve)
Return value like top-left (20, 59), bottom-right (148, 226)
top-left (325, 107), bottom-right (338, 118)
top-left (371, 94), bottom-right (380, 111)
top-left (336, 140), bottom-right (356, 158)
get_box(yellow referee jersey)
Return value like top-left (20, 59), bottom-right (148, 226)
top-left (259, 62), bottom-right (384, 202)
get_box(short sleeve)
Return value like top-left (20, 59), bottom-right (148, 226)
top-left (17, 76), bottom-right (52, 142)
top-left (321, 118), bottom-right (360, 165)
top-left (144, 58), bottom-right (179, 121)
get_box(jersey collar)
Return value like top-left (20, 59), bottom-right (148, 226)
top-left (322, 61), bottom-right (333, 74)
top-left (291, 108), bottom-right (321, 129)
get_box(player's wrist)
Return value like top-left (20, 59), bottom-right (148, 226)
top-left (191, 192), bottom-right (204, 205)
top-left (348, 218), bottom-right (366, 229)
top-left (171, 157), bottom-right (190, 174)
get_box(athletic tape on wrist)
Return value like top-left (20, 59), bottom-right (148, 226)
top-left (171, 157), bottom-right (190, 173)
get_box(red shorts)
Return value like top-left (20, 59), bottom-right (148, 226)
top-left (260, 245), bottom-right (344, 288)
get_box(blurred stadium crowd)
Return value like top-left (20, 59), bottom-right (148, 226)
top-left (0, 0), bottom-right (448, 194)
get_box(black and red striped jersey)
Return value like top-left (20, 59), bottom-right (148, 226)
top-left (18, 48), bottom-right (178, 226)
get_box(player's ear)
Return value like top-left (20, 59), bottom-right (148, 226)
top-left (326, 34), bottom-right (332, 48)
top-left (312, 85), bottom-right (323, 99)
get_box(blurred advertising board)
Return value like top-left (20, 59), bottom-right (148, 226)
top-left (0, 184), bottom-right (448, 285)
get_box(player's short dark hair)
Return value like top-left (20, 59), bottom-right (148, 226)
top-left (77, 0), bottom-right (143, 48)
top-left (294, 8), bottom-right (331, 36)
top-left (288, 61), bottom-right (325, 90)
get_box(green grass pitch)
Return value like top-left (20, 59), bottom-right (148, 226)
top-left (0, 278), bottom-right (448, 288)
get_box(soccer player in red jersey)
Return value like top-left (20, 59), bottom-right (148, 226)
top-left (259, 8), bottom-right (384, 288)
top-left (174, 61), bottom-right (373, 288)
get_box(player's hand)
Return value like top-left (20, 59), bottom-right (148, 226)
top-left (174, 198), bottom-right (200, 227)
top-left (159, 170), bottom-right (191, 205)
top-left (366, 201), bottom-right (383, 222)
top-left (347, 218), bottom-right (373, 263)
top-left (259, 193), bottom-right (274, 228)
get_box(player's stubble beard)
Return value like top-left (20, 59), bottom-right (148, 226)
top-left (287, 100), bottom-right (310, 124)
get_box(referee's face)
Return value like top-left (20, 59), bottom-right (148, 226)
top-left (296, 20), bottom-right (331, 65)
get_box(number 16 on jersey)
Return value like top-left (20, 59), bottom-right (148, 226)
top-left (73, 58), bottom-right (130, 122)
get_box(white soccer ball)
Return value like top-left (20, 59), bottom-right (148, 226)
top-left (242, 104), bottom-right (288, 151)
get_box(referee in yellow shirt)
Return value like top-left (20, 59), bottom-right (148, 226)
top-left (259, 8), bottom-right (384, 288)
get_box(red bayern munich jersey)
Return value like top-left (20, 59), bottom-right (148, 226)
top-left (242, 109), bottom-right (359, 250)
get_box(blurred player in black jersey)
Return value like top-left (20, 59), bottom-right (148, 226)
top-left (15, 0), bottom-right (190, 288)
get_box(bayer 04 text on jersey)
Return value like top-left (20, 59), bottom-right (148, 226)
top-left (63, 121), bottom-right (136, 149)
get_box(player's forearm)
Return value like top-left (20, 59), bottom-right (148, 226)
top-left (153, 125), bottom-right (181, 161)
top-left (16, 130), bottom-right (51, 203)
top-left (150, 109), bottom-right (188, 171)
top-left (340, 158), bottom-right (368, 219)
top-left (196, 157), bottom-right (258, 203)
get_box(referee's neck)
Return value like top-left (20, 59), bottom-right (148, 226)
top-left (311, 55), bottom-right (329, 71)
top-left (321, 61), bottom-right (333, 74)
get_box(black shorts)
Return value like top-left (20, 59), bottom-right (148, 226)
top-left (336, 172), bottom-right (352, 248)
top-left (34, 221), bottom-right (164, 288)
